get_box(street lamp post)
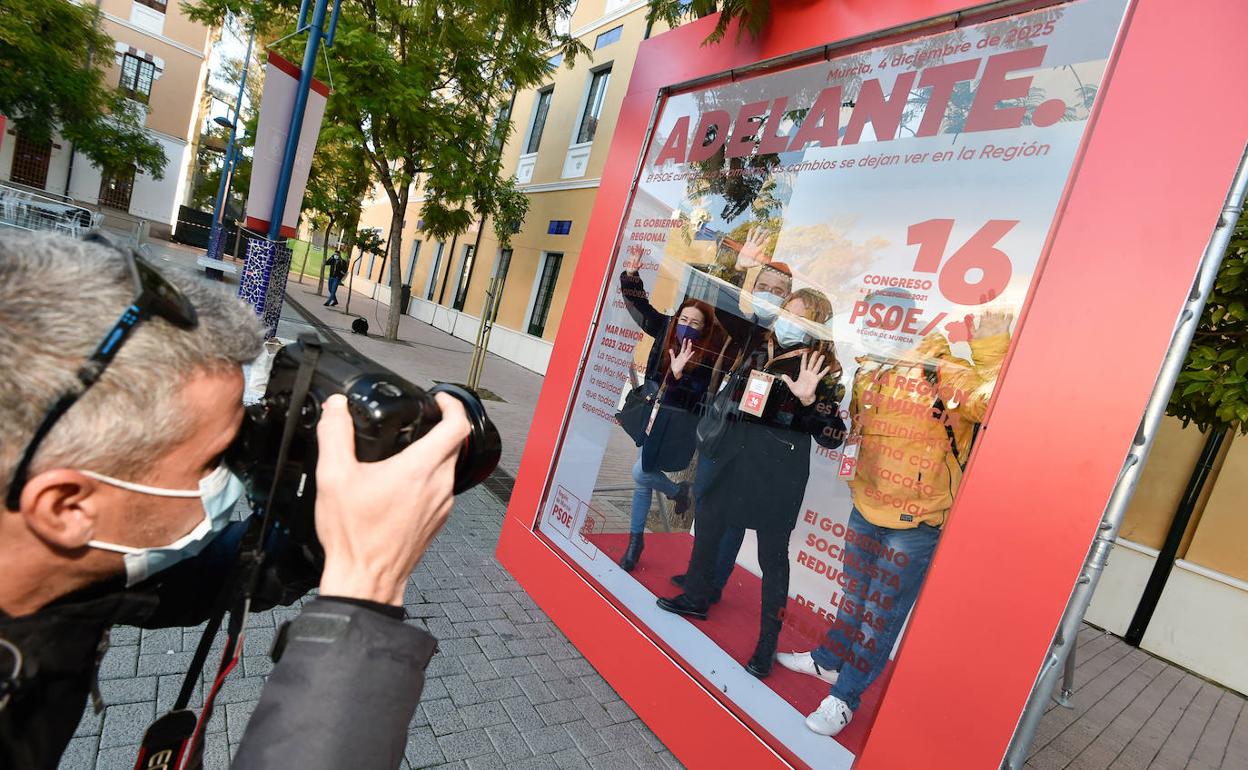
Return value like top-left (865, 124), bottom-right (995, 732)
top-left (238, 0), bottom-right (342, 337)
top-left (205, 25), bottom-right (255, 270)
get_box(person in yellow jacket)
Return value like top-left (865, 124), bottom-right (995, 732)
top-left (777, 305), bottom-right (1013, 737)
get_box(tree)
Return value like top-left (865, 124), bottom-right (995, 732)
top-left (647, 0), bottom-right (771, 44)
top-left (0, 0), bottom-right (166, 177)
top-left (304, 121), bottom-right (372, 293)
top-left (189, 0), bottom-right (587, 341)
top-left (1169, 215), bottom-right (1248, 434)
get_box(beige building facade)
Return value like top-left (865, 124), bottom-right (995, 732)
top-left (347, 0), bottom-right (669, 374)
top-left (0, 0), bottom-right (214, 235)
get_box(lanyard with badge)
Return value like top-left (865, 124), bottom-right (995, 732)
top-left (738, 338), bottom-right (808, 418)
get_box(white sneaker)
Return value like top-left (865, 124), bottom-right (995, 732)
top-left (775, 651), bottom-right (839, 685)
top-left (805, 694), bottom-right (853, 737)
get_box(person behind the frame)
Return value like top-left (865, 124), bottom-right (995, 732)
top-left (670, 228), bottom-right (795, 595)
top-left (777, 299), bottom-right (1013, 737)
top-left (658, 287), bottom-right (846, 678)
top-left (617, 252), bottom-right (725, 572)
top-left (0, 232), bottom-right (471, 770)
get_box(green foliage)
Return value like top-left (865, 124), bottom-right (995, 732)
top-left (187, 0), bottom-right (586, 338)
top-left (0, 0), bottom-right (166, 177)
top-left (352, 227), bottom-right (385, 256)
top-left (487, 176), bottom-right (530, 250)
top-left (1169, 215), bottom-right (1248, 434)
top-left (304, 122), bottom-right (372, 233)
top-left (646, 0), bottom-right (771, 45)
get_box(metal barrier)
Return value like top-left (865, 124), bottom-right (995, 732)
top-left (0, 181), bottom-right (100, 238)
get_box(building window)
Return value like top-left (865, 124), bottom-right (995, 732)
top-left (546, 53), bottom-right (563, 71)
top-left (98, 167), bottom-right (136, 211)
top-left (595, 26), bottom-right (622, 49)
top-left (135, 0), bottom-right (168, 12)
top-left (9, 134), bottom-right (52, 190)
top-left (576, 67), bottom-right (611, 144)
top-left (528, 252), bottom-right (563, 337)
top-left (405, 240), bottom-right (421, 284)
top-left (426, 242), bottom-right (444, 300)
top-left (120, 54), bottom-right (156, 104)
top-left (452, 245), bottom-right (475, 311)
top-left (526, 87), bottom-right (554, 155)
top-left (547, 220), bottom-right (572, 235)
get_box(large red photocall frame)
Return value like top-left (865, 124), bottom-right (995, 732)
top-left (495, 1), bottom-right (1248, 767)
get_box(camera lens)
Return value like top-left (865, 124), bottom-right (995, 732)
top-left (427, 383), bottom-right (502, 494)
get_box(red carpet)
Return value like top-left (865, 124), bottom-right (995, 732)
top-left (588, 531), bottom-right (894, 756)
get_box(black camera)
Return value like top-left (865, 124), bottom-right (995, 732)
top-left (227, 334), bottom-right (502, 550)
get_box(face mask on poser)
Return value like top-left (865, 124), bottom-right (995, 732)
top-left (674, 322), bottom-right (702, 342)
top-left (85, 464), bottom-right (245, 586)
top-left (773, 317), bottom-right (811, 348)
top-left (752, 291), bottom-right (783, 325)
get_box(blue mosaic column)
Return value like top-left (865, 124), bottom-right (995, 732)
top-left (238, 237), bottom-right (293, 339)
top-left (206, 221), bottom-right (226, 261)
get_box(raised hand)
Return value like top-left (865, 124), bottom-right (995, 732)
top-left (668, 338), bottom-right (695, 379)
top-left (622, 246), bottom-right (644, 274)
top-left (974, 310), bottom-right (1014, 339)
top-left (780, 351), bottom-right (832, 407)
top-left (736, 226), bottom-right (772, 269)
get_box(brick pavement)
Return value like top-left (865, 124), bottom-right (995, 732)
top-left (57, 263), bottom-right (1248, 769)
top-left (61, 486), bottom-right (681, 770)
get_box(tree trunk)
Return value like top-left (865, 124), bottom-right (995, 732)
top-left (316, 217), bottom-right (335, 295)
top-left (385, 191), bottom-right (408, 341)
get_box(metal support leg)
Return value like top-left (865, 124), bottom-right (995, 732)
top-left (1052, 636), bottom-right (1077, 709)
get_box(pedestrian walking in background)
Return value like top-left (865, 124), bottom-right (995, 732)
top-left (325, 249), bottom-right (347, 306)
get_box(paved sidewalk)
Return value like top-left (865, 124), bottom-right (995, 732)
top-left (59, 273), bottom-right (1247, 769)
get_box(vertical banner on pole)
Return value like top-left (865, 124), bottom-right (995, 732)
top-left (240, 51), bottom-right (329, 333)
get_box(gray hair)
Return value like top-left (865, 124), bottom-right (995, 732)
top-left (0, 232), bottom-right (263, 496)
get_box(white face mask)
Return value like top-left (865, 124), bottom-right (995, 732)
top-left (773, 317), bottom-right (811, 348)
top-left (752, 290), bottom-right (783, 326)
top-left (85, 465), bottom-right (245, 586)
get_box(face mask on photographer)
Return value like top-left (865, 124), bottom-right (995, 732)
top-left (773, 317), bottom-right (811, 348)
top-left (84, 464), bottom-right (245, 586)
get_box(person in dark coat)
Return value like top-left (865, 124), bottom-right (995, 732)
top-left (617, 258), bottom-right (726, 572)
top-left (0, 232), bottom-right (471, 770)
top-left (324, 250), bottom-right (348, 306)
top-left (658, 288), bottom-right (846, 678)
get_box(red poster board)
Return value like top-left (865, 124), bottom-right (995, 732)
top-left (496, 1), bottom-right (1248, 767)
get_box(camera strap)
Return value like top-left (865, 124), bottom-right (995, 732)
top-left (136, 340), bottom-right (323, 770)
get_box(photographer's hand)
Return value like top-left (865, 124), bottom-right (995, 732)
top-left (314, 393), bottom-right (471, 605)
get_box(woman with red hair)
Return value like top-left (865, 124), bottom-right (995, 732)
top-left (617, 257), bottom-right (725, 572)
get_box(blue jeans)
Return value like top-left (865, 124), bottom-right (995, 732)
top-left (629, 452), bottom-right (680, 534)
top-left (811, 507), bottom-right (941, 711)
top-left (327, 276), bottom-right (341, 302)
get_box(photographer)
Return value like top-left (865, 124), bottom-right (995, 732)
top-left (0, 232), bottom-right (471, 769)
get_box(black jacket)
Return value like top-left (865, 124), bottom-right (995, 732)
top-left (0, 520), bottom-right (437, 770)
top-left (620, 271), bottom-right (715, 472)
top-left (698, 333), bottom-right (846, 533)
top-left (326, 255), bottom-right (348, 280)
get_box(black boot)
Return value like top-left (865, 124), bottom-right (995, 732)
top-left (619, 533), bottom-right (644, 572)
top-left (745, 614), bottom-right (784, 678)
top-left (656, 594), bottom-right (709, 620)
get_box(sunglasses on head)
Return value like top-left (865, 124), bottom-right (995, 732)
top-left (5, 235), bottom-right (198, 511)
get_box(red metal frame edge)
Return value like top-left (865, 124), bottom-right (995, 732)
top-left (498, 1), bottom-right (1248, 768)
